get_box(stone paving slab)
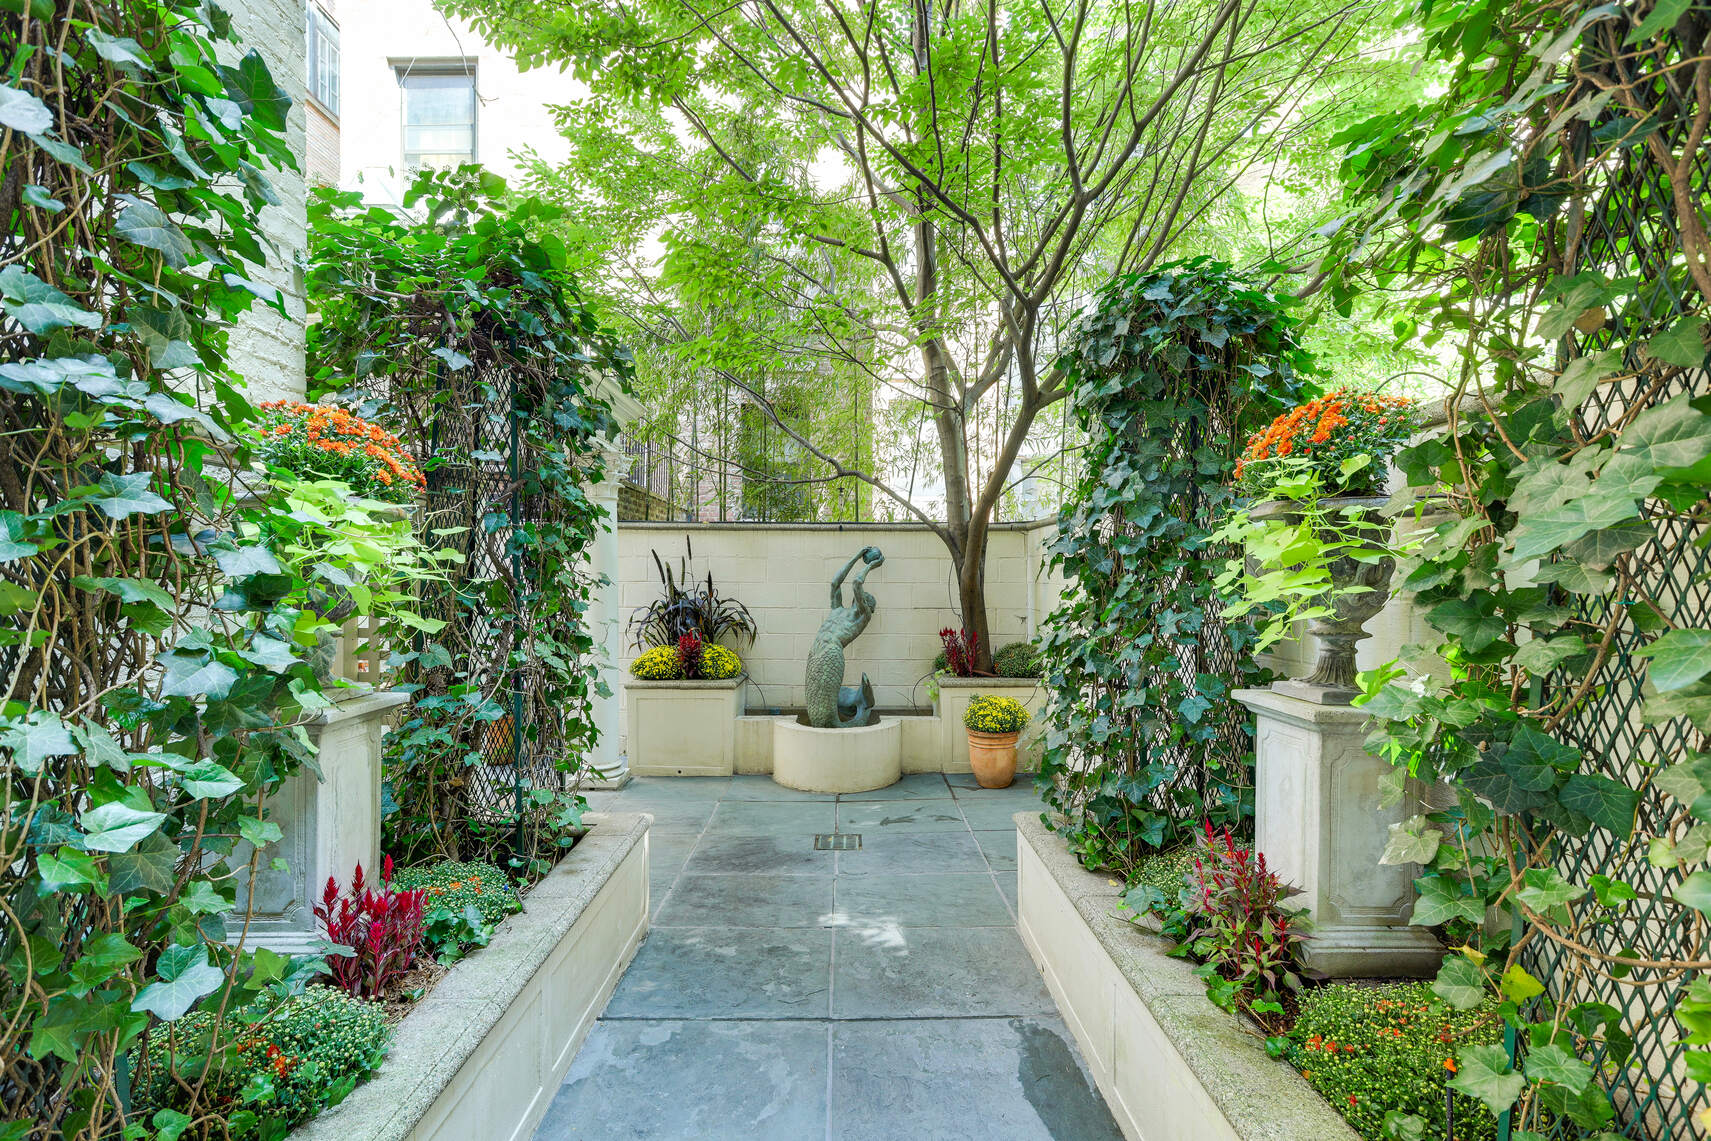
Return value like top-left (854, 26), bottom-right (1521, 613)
top-left (833, 872), bottom-right (1013, 928)
top-left (837, 799), bottom-right (969, 833)
top-left (838, 772), bottom-right (953, 800)
top-left (831, 925), bottom-right (1058, 1019)
top-left (684, 834), bottom-right (836, 876)
top-left (829, 1017), bottom-right (1123, 1141)
top-left (535, 1019), bottom-right (829, 1140)
top-left (704, 799), bottom-right (838, 837)
top-left (604, 926), bottom-right (833, 1019)
top-left (656, 873), bottom-right (835, 928)
top-left (835, 830), bottom-right (990, 875)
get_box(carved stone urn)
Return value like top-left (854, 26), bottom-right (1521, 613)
top-left (1249, 495), bottom-right (1396, 705)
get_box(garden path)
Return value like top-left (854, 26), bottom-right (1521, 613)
top-left (533, 772), bottom-right (1123, 1140)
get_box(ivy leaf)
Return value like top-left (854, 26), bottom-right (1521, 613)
top-left (1412, 876), bottom-right (1485, 927)
top-left (72, 575), bottom-right (175, 611)
top-left (177, 880), bottom-right (233, 916)
top-left (1507, 725), bottom-right (1578, 788)
top-left (1525, 1043), bottom-right (1594, 1090)
top-left (1507, 495), bottom-right (1639, 563)
top-left (1623, 397), bottom-right (1711, 474)
top-left (1560, 774), bottom-right (1639, 834)
top-left (1381, 1112), bottom-right (1427, 1141)
top-left (1648, 317), bottom-right (1708, 368)
top-left (1634, 630), bottom-right (1711, 691)
top-left (220, 50), bottom-right (291, 130)
top-left (0, 711), bottom-right (78, 775)
top-left (132, 944), bottom-right (226, 1021)
top-left (1673, 869), bottom-right (1711, 915)
top-left (87, 29), bottom-right (152, 68)
top-left (431, 346), bottom-right (473, 371)
top-left (1654, 754), bottom-right (1711, 816)
top-left (114, 195), bottom-right (195, 268)
top-left (1382, 815), bottom-right (1443, 866)
top-left (81, 802), bottom-right (168, 854)
top-left (1432, 955), bottom-right (1488, 1010)
top-left (37, 848), bottom-right (107, 894)
top-left (1500, 964), bottom-right (1546, 1003)
top-left (1627, 0), bottom-right (1691, 43)
top-left (1517, 867), bottom-right (1581, 924)
top-left (0, 266), bottom-right (101, 333)
top-left (0, 84), bottom-right (53, 134)
top-left (107, 833), bottom-right (180, 896)
top-left (1512, 635), bottom-right (1586, 674)
top-left (215, 545), bottom-right (282, 577)
top-left (159, 651), bottom-right (238, 701)
top-left (91, 471), bottom-right (171, 519)
top-left (1448, 1044), bottom-right (1526, 1115)
top-left (236, 816), bottom-right (283, 847)
top-left (1427, 597), bottom-right (1507, 652)
top-left (238, 633), bottom-right (299, 673)
top-left (1562, 519), bottom-right (1654, 570)
top-left (1552, 349), bottom-right (1622, 413)
top-left (174, 760), bottom-right (244, 800)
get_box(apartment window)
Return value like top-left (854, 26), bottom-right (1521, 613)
top-left (399, 65), bottom-right (476, 168)
top-left (306, 4), bottom-right (339, 116)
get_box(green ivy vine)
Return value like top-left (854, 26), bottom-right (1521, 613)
top-left (2, 4), bottom-right (357, 1137)
top-left (306, 170), bottom-right (633, 870)
top-left (1036, 259), bottom-right (1312, 877)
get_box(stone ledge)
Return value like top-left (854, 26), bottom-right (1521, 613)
top-left (291, 812), bottom-right (651, 1141)
top-left (1015, 814), bottom-right (1359, 1141)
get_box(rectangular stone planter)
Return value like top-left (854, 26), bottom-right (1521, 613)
top-left (933, 677), bottom-right (1045, 773)
top-left (291, 812), bottom-right (650, 1141)
top-left (1016, 815), bottom-right (1360, 1141)
top-left (625, 675), bottom-right (745, 776)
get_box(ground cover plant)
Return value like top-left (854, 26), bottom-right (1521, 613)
top-left (394, 860), bottom-right (522, 962)
top-left (1288, 982), bottom-right (1502, 1141)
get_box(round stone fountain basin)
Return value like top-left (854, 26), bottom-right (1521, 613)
top-left (772, 716), bottom-right (902, 794)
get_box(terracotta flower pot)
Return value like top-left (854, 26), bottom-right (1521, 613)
top-left (967, 729), bottom-right (1019, 789)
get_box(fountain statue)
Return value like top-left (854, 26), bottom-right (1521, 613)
top-left (804, 546), bottom-right (884, 727)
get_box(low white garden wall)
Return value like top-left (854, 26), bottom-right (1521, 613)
top-left (615, 521), bottom-right (1061, 740)
top-left (1016, 814), bottom-right (1359, 1141)
top-left (292, 812), bottom-right (650, 1141)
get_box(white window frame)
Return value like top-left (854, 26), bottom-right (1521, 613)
top-left (394, 60), bottom-right (478, 169)
top-left (306, 3), bottom-right (339, 117)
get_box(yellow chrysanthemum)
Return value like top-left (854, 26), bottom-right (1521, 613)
top-left (630, 646), bottom-right (684, 680)
top-left (963, 695), bottom-right (1030, 733)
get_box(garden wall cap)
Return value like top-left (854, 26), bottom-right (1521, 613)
top-left (290, 812), bottom-right (651, 1141)
top-left (1014, 813), bottom-right (1361, 1141)
top-left (623, 674), bottom-right (746, 689)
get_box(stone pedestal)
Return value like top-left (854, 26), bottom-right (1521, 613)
top-left (1235, 688), bottom-right (1443, 977)
top-left (235, 688), bottom-right (408, 953)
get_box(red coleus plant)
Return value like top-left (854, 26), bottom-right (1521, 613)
top-left (314, 855), bottom-right (427, 1000)
top-left (938, 627), bottom-right (980, 677)
top-left (1183, 820), bottom-right (1310, 1005)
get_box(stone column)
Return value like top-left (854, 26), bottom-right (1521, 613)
top-left (236, 688), bottom-right (408, 953)
top-left (584, 464), bottom-right (630, 789)
top-left (1235, 688), bottom-right (1443, 977)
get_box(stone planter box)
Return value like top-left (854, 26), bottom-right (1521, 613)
top-left (625, 675), bottom-right (745, 776)
top-left (933, 677), bottom-right (1045, 773)
top-left (291, 812), bottom-right (651, 1141)
top-left (1015, 815), bottom-right (1359, 1141)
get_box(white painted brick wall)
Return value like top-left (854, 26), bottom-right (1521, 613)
top-left (225, 0), bottom-right (309, 404)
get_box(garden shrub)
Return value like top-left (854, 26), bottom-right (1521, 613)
top-left (394, 860), bottom-right (520, 961)
top-left (131, 985), bottom-right (390, 1136)
top-left (252, 401), bottom-right (426, 502)
top-left (992, 641), bottom-right (1042, 679)
top-left (1288, 982), bottom-right (1501, 1141)
top-left (1038, 260), bottom-right (1309, 878)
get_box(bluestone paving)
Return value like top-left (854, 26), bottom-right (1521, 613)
top-left (535, 774), bottom-right (1117, 1140)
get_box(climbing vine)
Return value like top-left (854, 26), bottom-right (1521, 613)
top-left (1, 5), bottom-right (355, 1137)
top-left (1322, 1), bottom-right (1711, 1133)
top-left (1037, 260), bottom-right (1311, 878)
top-left (307, 170), bottom-right (632, 870)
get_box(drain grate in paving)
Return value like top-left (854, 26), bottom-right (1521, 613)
top-left (814, 833), bottom-right (861, 851)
